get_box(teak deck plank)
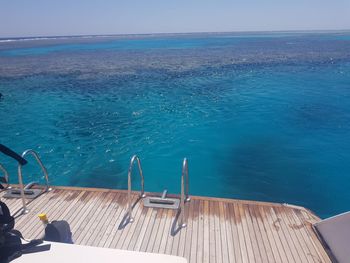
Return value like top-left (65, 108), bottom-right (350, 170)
top-left (260, 205), bottom-right (288, 262)
top-left (87, 192), bottom-right (121, 246)
top-left (0, 186), bottom-right (332, 263)
top-left (243, 203), bottom-right (262, 262)
top-left (246, 204), bottom-right (269, 262)
top-left (208, 201), bottom-right (217, 262)
top-left (224, 203), bottom-right (237, 263)
top-left (214, 200), bottom-right (223, 263)
top-left (110, 195), bottom-right (140, 249)
top-left (268, 206), bottom-right (296, 263)
top-left (277, 207), bottom-right (313, 263)
top-left (288, 206), bottom-right (320, 262)
top-left (153, 207), bottom-right (169, 253)
top-left (236, 203), bottom-right (253, 262)
top-left (146, 207), bottom-right (164, 252)
top-left (296, 209), bottom-right (331, 263)
top-left (70, 191), bottom-right (103, 239)
top-left (98, 193), bottom-right (126, 247)
top-left (227, 203), bottom-right (242, 263)
top-left (139, 206), bottom-right (158, 252)
top-left (133, 206), bottom-right (156, 251)
top-left (78, 191), bottom-right (114, 244)
top-left (202, 200), bottom-right (210, 263)
top-left (159, 209), bottom-right (174, 254)
top-left (119, 198), bottom-right (144, 249)
top-left (166, 209), bottom-right (177, 254)
top-left (190, 199), bottom-right (199, 263)
top-left (177, 201), bottom-right (190, 257)
top-left (74, 191), bottom-right (109, 243)
top-left (127, 203), bottom-right (149, 250)
top-left (255, 205), bottom-right (282, 262)
top-left (273, 207), bottom-right (302, 262)
top-left (183, 199), bottom-right (194, 261)
top-left (196, 200), bottom-right (204, 263)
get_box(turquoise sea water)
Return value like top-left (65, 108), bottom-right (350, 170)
top-left (1, 32), bottom-right (350, 218)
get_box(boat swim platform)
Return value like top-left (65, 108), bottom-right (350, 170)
top-left (1, 186), bottom-right (331, 263)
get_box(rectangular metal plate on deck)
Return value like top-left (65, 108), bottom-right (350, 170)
top-left (3, 188), bottom-right (42, 199)
top-left (143, 196), bottom-right (180, 209)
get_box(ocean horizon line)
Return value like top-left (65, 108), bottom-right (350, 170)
top-left (1, 28), bottom-right (350, 43)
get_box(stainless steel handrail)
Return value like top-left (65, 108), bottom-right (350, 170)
top-left (18, 149), bottom-right (52, 214)
top-left (179, 157), bottom-right (190, 228)
top-left (0, 163), bottom-right (10, 189)
top-left (127, 155), bottom-right (145, 222)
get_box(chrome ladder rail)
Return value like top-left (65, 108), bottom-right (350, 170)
top-left (18, 149), bottom-right (52, 214)
top-left (127, 155), bottom-right (145, 222)
top-left (0, 163), bottom-right (10, 190)
top-left (178, 157), bottom-right (190, 228)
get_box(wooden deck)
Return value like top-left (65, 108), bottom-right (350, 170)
top-left (1, 186), bottom-right (331, 263)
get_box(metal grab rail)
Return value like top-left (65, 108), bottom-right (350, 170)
top-left (127, 155), bottom-right (145, 222)
top-left (18, 149), bottom-right (51, 214)
top-left (178, 157), bottom-right (190, 228)
top-left (0, 163), bottom-right (10, 189)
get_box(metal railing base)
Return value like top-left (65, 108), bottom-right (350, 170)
top-left (178, 158), bottom-right (190, 228)
top-left (126, 155), bottom-right (145, 222)
top-left (18, 149), bottom-right (51, 213)
top-left (21, 208), bottom-right (30, 215)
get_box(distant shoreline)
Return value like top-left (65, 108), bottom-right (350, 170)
top-left (1, 29), bottom-right (350, 43)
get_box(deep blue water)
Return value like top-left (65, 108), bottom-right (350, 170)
top-left (1, 32), bottom-right (350, 218)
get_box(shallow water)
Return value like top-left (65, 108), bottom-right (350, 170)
top-left (1, 32), bottom-right (350, 218)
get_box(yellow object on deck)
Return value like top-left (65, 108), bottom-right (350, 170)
top-left (38, 213), bottom-right (49, 224)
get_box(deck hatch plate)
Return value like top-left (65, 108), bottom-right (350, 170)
top-left (3, 188), bottom-right (42, 199)
top-left (143, 196), bottom-right (180, 209)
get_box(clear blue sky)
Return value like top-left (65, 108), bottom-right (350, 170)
top-left (1, 0), bottom-right (349, 38)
